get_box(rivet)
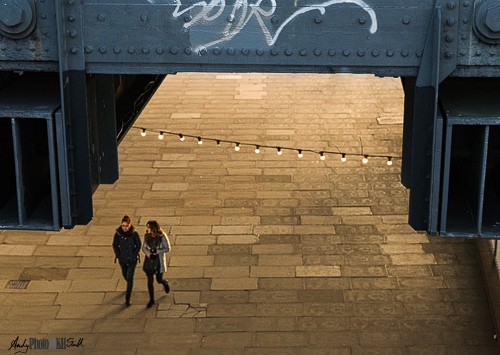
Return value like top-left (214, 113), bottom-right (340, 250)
top-left (459, 50), bottom-right (466, 56)
top-left (271, 48), bottom-right (279, 56)
top-left (44, 47), bottom-right (49, 51)
top-left (128, 46), bottom-right (135, 54)
top-left (300, 49), bottom-right (307, 56)
top-left (372, 49), bottom-right (379, 57)
top-left (257, 48), bottom-right (264, 56)
top-left (156, 47), bottom-right (163, 54)
top-left (68, 0), bottom-right (75, 5)
top-left (200, 47), bottom-right (208, 55)
top-left (446, 34), bottom-right (454, 42)
top-left (343, 49), bottom-right (350, 56)
top-left (69, 30), bottom-right (77, 38)
top-left (447, 1), bottom-right (456, 9)
top-left (184, 14), bottom-right (192, 22)
top-left (141, 14), bottom-right (148, 22)
top-left (357, 49), bottom-right (365, 57)
top-left (241, 48), bottom-right (249, 55)
top-left (359, 17), bottom-right (366, 24)
top-left (98, 14), bottom-right (105, 22)
top-left (142, 47), bottom-right (150, 54)
top-left (462, 17), bottom-right (468, 24)
top-left (328, 49), bottom-right (336, 56)
top-left (285, 48), bottom-right (292, 56)
top-left (401, 49), bottom-right (409, 57)
top-left (271, 16), bottom-right (279, 24)
top-left (42, 30), bottom-right (48, 35)
top-left (461, 34), bottom-right (467, 40)
top-left (213, 47), bottom-right (221, 55)
top-left (476, 50), bottom-right (481, 56)
top-left (185, 47), bottom-right (192, 55)
top-left (170, 46), bottom-right (179, 54)
top-left (445, 51), bottom-right (453, 59)
top-left (387, 50), bottom-right (394, 57)
top-left (99, 46), bottom-right (106, 53)
top-left (85, 46), bottom-right (93, 53)
top-left (227, 14), bottom-right (234, 23)
top-left (314, 16), bottom-right (322, 24)
top-left (463, 1), bottom-right (470, 6)
top-left (314, 49), bottom-right (321, 56)
top-left (68, 15), bottom-right (76, 22)
top-left (70, 46), bottom-right (78, 54)
top-left (227, 48), bottom-right (235, 55)
top-left (114, 47), bottom-right (121, 54)
top-left (416, 50), bottom-right (423, 57)
top-left (41, 14), bottom-right (47, 19)
top-left (447, 17), bottom-right (455, 26)
top-left (403, 16), bottom-right (410, 25)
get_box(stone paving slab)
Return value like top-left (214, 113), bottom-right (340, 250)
top-left (0, 73), bottom-right (498, 354)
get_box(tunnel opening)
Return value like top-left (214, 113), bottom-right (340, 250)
top-left (0, 118), bottom-right (18, 226)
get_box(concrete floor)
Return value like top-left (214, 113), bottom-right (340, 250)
top-left (0, 73), bottom-right (498, 355)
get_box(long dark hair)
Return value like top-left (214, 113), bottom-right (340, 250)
top-left (147, 220), bottom-right (163, 237)
top-left (145, 220), bottom-right (164, 249)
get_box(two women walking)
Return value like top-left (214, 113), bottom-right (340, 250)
top-left (113, 216), bottom-right (170, 307)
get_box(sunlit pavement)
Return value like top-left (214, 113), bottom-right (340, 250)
top-left (0, 73), bottom-right (498, 355)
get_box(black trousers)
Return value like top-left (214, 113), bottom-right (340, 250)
top-left (119, 261), bottom-right (136, 301)
top-left (146, 272), bottom-right (164, 301)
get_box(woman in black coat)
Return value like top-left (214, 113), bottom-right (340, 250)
top-left (112, 215), bottom-right (141, 306)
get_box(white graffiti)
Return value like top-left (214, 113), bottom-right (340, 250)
top-left (148, 0), bottom-right (377, 52)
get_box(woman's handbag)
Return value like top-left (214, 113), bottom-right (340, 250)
top-left (143, 254), bottom-right (160, 274)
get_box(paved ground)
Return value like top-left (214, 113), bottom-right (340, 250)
top-left (0, 73), bottom-right (499, 355)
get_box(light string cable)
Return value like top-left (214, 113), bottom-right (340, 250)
top-left (133, 126), bottom-right (400, 165)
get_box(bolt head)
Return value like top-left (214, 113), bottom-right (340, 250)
top-left (485, 6), bottom-right (500, 33)
top-left (0, 0), bottom-right (24, 27)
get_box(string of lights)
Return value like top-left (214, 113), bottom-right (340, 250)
top-left (133, 126), bottom-right (400, 166)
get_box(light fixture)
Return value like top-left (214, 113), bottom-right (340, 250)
top-left (255, 145), bottom-right (260, 154)
top-left (341, 153), bottom-right (346, 162)
top-left (297, 149), bottom-right (303, 158)
top-left (197, 137), bottom-right (203, 145)
top-left (362, 155), bottom-right (368, 164)
top-left (141, 129), bottom-right (146, 137)
top-left (179, 134), bottom-right (185, 141)
top-left (158, 131), bottom-right (164, 140)
top-left (277, 147), bottom-right (282, 155)
top-left (216, 140), bottom-right (221, 146)
top-left (320, 152), bottom-right (325, 160)
top-left (387, 157), bottom-right (393, 166)
top-left (235, 143), bottom-right (240, 151)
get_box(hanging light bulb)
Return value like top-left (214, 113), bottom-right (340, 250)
top-left (320, 152), bottom-right (325, 160)
top-left (197, 137), bottom-right (203, 145)
top-left (158, 131), bottom-right (164, 140)
top-left (297, 149), bottom-right (303, 158)
top-left (341, 153), bottom-right (346, 162)
top-left (255, 145), bottom-right (260, 154)
top-left (362, 155), bottom-right (369, 164)
top-left (235, 143), bottom-right (240, 151)
top-left (387, 157), bottom-right (393, 166)
top-left (141, 128), bottom-right (146, 137)
top-left (277, 147), bottom-right (282, 155)
top-left (179, 134), bottom-right (185, 141)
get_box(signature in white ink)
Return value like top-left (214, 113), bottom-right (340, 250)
top-left (148, 0), bottom-right (377, 52)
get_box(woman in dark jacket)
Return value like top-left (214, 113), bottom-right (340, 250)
top-left (142, 220), bottom-right (171, 308)
top-left (113, 215), bottom-right (141, 306)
